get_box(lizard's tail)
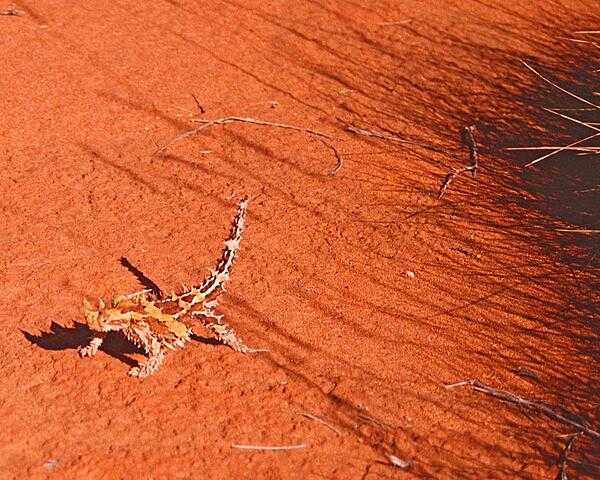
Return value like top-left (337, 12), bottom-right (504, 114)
top-left (196, 196), bottom-right (249, 298)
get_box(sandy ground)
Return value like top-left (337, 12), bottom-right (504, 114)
top-left (1, 1), bottom-right (599, 478)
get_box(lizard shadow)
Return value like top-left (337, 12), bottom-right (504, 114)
top-left (22, 322), bottom-right (220, 367)
top-left (119, 256), bottom-right (163, 296)
top-left (22, 322), bottom-right (142, 367)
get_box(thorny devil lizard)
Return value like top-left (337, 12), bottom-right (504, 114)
top-left (79, 196), bottom-right (261, 378)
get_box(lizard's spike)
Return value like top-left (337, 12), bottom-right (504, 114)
top-left (197, 196), bottom-right (248, 298)
top-left (98, 298), bottom-right (106, 310)
top-left (204, 299), bottom-right (219, 310)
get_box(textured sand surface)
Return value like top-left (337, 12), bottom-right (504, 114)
top-left (1, 1), bottom-right (599, 478)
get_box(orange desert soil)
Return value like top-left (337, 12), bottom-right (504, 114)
top-left (1, 1), bottom-right (599, 479)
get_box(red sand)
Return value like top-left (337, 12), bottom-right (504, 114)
top-left (1, 1), bottom-right (598, 478)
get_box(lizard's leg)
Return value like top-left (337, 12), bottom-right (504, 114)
top-left (192, 309), bottom-right (264, 353)
top-left (78, 333), bottom-right (106, 357)
top-left (125, 325), bottom-right (165, 378)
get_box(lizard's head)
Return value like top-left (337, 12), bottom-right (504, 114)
top-left (83, 298), bottom-right (128, 332)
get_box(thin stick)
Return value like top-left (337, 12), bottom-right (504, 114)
top-left (556, 433), bottom-right (580, 480)
top-left (550, 108), bottom-right (598, 111)
top-left (555, 228), bottom-right (600, 234)
top-left (155, 114), bottom-right (341, 173)
top-left (461, 125), bottom-right (479, 177)
top-left (315, 138), bottom-right (344, 175)
top-left (521, 61), bottom-right (600, 110)
top-left (574, 30), bottom-right (600, 34)
top-left (152, 116), bottom-right (332, 170)
top-left (510, 366), bottom-right (540, 380)
top-left (299, 412), bottom-right (342, 435)
top-left (543, 109), bottom-right (600, 132)
top-left (444, 380), bottom-right (477, 389)
top-left (444, 379), bottom-right (600, 441)
top-left (523, 132), bottom-right (600, 168)
top-left (559, 37), bottom-right (600, 49)
top-left (438, 165), bottom-right (477, 198)
top-left (438, 125), bottom-right (479, 198)
top-left (438, 169), bottom-right (461, 199)
top-left (191, 94), bottom-right (205, 114)
top-left (378, 20), bottom-right (412, 26)
top-left (155, 115), bottom-right (332, 155)
top-left (557, 432), bottom-right (583, 439)
top-left (232, 443), bottom-right (307, 451)
top-left (358, 413), bottom-right (395, 429)
top-left (506, 146), bottom-right (600, 153)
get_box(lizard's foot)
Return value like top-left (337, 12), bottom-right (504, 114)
top-left (208, 323), bottom-right (267, 354)
top-left (128, 364), bottom-right (153, 378)
top-left (227, 338), bottom-right (268, 354)
top-left (128, 355), bottom-right (164, 378)
top-left (128, 365), bottom-right (143, 377)
top-left (78, 337), bottom-right (104, 357)
top-left (78, 345), bottom-right (97, 357)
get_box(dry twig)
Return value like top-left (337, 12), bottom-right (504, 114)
top-left (555, 433), bottom-right (581, 480)
top-left (231, 443), bottom-right (307, 451)
top-left (358, 413), bottom-right (395, 429)
top-left (378, 20), bottom-right (412, 26)
top-left (512, 62), bottom-right (600, 167)
top-left (155, 115), bottom-right (332, 154)
top-left (511, 366), bottom-right (540, 380)
top-left (506, 146), bottom-right (600, 153)
top-left (438, 125), bottom-right (479, 198)
top-left (444, 379), bottom-right (600, 441)
top-left (299, 412), bottom-right (342, 435)
top-left (521, 61), bottom-right (600, 110)
top-left (191, 94), bottom-right (205, 114)
top-left (315, 138), bottom-right (343, 175)
top-left (555, 228), bottom-right (600, 234)
top-left (543, 108), bottom-right (600, 132)
top-left (155, 114), bottom-right (341, 174)
top-left (461, 125), bottom-right (479, 176)
top-left (559, 37), bottom-right (600, 49)
top-left (518, 132), bottom-right (600, 168)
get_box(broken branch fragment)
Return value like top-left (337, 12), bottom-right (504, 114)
top-left (556, 433), bottom-right (580, 480)
top-left (155, 114), bottom-right (340, 173)
top-left (232, 444), bottom-right (307, 451)
top-left (438, 125), bottom-right (479, 198)
top-left (444, 379), bottom-right (600, 441)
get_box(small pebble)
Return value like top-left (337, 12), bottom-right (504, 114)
top-left (406, 271), bottom-right (416, 279)
top-left (387, 454), bottom-right (411, 469)
top-left (43, 459), bottom-right (59, 471)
